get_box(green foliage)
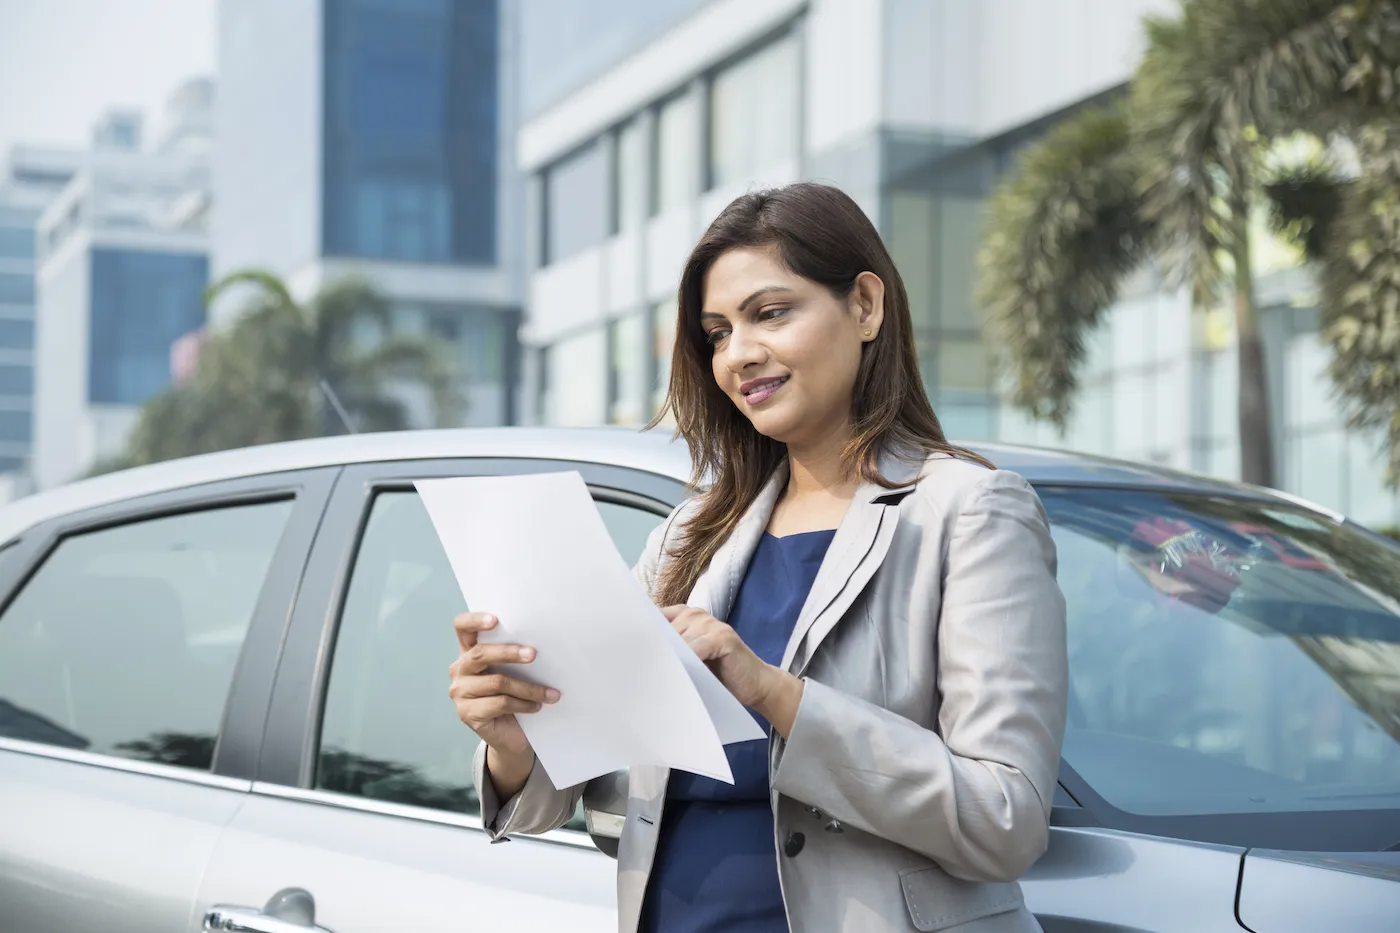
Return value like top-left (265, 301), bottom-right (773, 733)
top-left (976, 0), bottom-right (1400, 485)
top-left (109, 270), bottom-right (464, 471)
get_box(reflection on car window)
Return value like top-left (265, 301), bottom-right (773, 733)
top-left (0, 501), bottom-right (294, 769)
top-left (1042, 487), bottom-right (1400, 818)
top-left (317, 488), bottom-right (667, 825)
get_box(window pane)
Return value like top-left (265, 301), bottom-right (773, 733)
top-left (0, 318), bottom-right (33, 350)
top-left (544, 142), bottom-right (608, 264)
top-left (544, 327), bottom-right (607, 426)
top-left (1044, 487), bottom-right (1400, 818)
top-left (615, 119), bottom-right (647, 233)
top-left (0, 228), bottom-right (35, 260)
top-left (0, 364), bottom-right (33, 397)
top-left (709, 34), bottom-right (799, 189)
top-left (316, 489), bottom-right (666, 818)
top-left (0, 501), bottom-right (294, 768)
top-left (609, 313), bottom-right (646, 426)
top-left (655, 92), bottom-right (698, 215)
top-left (652, 299), bottom-right (678, 417)
top-left (0, 273), bottom-right (34, 305)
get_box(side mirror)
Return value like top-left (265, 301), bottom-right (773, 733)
top-left (582, 769), bottom-right (629, 859)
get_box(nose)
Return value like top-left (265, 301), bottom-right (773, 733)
top-left (722, 322), bottom-right (767, 374)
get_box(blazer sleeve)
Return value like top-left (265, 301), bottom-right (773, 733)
top-left (771, 469), bottom-right (1068, 882)
top-left (473, 500), bottom-right (686, 839)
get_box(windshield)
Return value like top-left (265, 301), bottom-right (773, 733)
top-left (1040, 487), bottom-right (1400, 828)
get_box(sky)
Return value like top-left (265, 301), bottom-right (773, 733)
top-left (0, 0), bottom-right (215, 157)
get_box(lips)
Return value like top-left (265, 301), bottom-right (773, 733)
top-left (740, 375), bottom-right (789, 405)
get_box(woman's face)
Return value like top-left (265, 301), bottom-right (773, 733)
top-left (701, 246), bottom-right (883, 449)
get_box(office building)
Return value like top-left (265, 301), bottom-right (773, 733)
top-left (32, 94), bottom-right (212, 490)
top-left (0, 146), bottom-right (87, 495)
top-left (213, 0), bottom-right (522, 426)
top-left (516, 0), bottom-right (1400, 526)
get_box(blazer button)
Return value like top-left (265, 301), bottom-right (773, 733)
top-left (824, 820), bottom-right (844, 834)
top-left (805, 806), bottom-right (822, 819)
top-left (784, 832), bottom-right (806, 857)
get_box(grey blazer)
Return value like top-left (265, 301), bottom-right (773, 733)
top-left (473, 452), bottom-right (1068, 932)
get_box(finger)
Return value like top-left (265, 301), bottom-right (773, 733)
top-left (460, 642), bottom-right (537, 673)
top-left (460, 695), bottom-right (542, 724)
top-left (453, 612), bottom-right (498, 653)
top-left (660, 605), bottom-right (689, 622)
top-left (453, 672), bottom-right (560, 705)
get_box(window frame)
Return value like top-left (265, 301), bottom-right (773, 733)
top-left (253, 457), bottom-right (686, 838)
top-left (0, 466), bottom-right (340, 788)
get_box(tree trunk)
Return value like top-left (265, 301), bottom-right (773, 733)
top-left (1229, 193), bottom-right (1276, 489)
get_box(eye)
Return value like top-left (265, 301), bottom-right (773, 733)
top-left (756, 305), bottom-right (791, 323)
top-left (705, 327), bottom-right (730, 347)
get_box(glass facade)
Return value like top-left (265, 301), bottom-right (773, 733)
top-left (323, 0), bottom-right (498, 264)
top-left (708, 33), bottom-right (800, 189)
top-left (654, 92), bottom-right (699, 216)
top-left (608, 313), bottom-right (646, 425)
top-left (0, 273), bottom-right (34, 305)
top-left (613, 117), bottom-right (648, 234)
top-left (88, 249), bottom-right (208, 406)
top-left (0, 227), bottom-right (35, 260)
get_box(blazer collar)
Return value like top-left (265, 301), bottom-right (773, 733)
top-left (687, 448), bottom-right (925, 671)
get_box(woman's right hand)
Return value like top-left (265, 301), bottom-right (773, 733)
top-left (449, 611), bottom-right (559, 760)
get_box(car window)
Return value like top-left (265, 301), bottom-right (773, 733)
top-left (1041, 487), bottom-right (1400, 820)
top-left (0, 500), bottom-right (295, 769)
top-left (316, 488), bottom-right (667, 822)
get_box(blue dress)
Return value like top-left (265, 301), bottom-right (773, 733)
top-left (639, 529), bottom-right (837, 933)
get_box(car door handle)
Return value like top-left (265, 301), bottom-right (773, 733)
top-left (204, 888), bottom-right (334, 933)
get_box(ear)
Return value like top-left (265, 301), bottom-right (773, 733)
top-left (849, 271), bottom-right (885, 342)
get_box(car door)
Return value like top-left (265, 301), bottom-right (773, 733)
top-left (193, 457), bottom-right (686, 933)
top-left (0, 467), bottom-right (337, 933)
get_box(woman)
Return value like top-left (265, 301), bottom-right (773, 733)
top-left (449, 182), bottom-right (1068, 933)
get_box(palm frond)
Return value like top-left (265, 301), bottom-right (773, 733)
top-left (976, 103), bottom-right (1157, 428)
top-left (204, 268), bottom-right (298, 313)
top-left (309, 275), bottom-right (394, 369)
top-left (1262, 153), bottom-right (1349, 261)
top-left (1317, 121), bottom-right (1400, 483)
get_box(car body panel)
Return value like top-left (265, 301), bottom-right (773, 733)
top-left (1237, 849), bottom-right (1400, 932)
top-left (1020, 827), bottom-right (1246, 933)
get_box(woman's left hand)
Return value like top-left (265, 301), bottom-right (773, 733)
top-left (663, 606), bottom-right (804, 734)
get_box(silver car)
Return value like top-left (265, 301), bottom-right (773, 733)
top-left (0, 427), bottom-right (1397, 933)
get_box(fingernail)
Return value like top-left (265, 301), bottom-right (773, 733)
top-left (519, 647), bottom-right (535, 661)
top-left (545, 688), bottom-right (560, 703)
top-left (482, 614), bottom-right (496, 626)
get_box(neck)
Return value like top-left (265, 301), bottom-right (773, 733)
top-left (785, 422), bottom-right (858, 499)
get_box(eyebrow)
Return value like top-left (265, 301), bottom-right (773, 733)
top-left (700, 285), bottom-right (795, 321)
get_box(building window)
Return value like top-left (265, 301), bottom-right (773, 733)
top-left (608, 313), bottom-right (646, 425)
top-left (651, 298), bottom-right (678, 416)
top-left (323, 0), bottom-right (498, 264)
top-left (654, 92), bottom-right (699, 215)
top-left (0, 364), bottom-right (33, 398)
top-left (0, 273), bottom-right (34, 305)
top-left (0, 319), bottom-right (34, 351)
top-left (543, 327), bottom-right (607, 425)
top-left (0, 228), bottom-right (35, 260)
top-left (708, 33), bottom-right (800, 190)
top-left (613, 118), bottom-right (647, 234)
top-left (543, 141), bottom-right (608, 265)
top-left (89, 249), bottom-right (208, 406)
top-left (0, 410), bottom-right (30, 443)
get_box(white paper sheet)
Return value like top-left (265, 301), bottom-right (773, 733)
top-left (416, 472), bottom-right (764, 789)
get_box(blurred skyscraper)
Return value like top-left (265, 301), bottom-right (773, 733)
top-left (0, 145), bottom-right (85, 496)
top-left (31, 82), bottom-right (213, 490)
top-left (212, 0), bottom-right (521, 427)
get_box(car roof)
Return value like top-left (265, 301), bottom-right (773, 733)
top-left (0, 426), bottom-right (1338, 545)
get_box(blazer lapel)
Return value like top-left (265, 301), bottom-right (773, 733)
top-left (779, 454), bottom-right (923, 674)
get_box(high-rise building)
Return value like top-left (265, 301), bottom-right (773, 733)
top-left (32, 92), bottom-right (213, 491)
top-left (516, 0), bottom-right (1400, 526)
top-left (213, 0), bottom-right (522, 426)
top-left (0, 146), bottom-right (87, 494)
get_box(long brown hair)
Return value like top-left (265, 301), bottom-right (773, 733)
top-left (649, 182), bottom-right (992, 605)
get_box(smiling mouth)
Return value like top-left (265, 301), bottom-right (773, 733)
top-left (741, 376), bottom-right (789, 405)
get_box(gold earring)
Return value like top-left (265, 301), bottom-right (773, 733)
top-left (863, 329), bottom-right (873, 337)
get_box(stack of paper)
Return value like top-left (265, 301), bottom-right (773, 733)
top-left (416, 472), bottom-right (765, 789)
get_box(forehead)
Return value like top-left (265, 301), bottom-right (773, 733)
top-left (702, 247), bottom-right (805, 311)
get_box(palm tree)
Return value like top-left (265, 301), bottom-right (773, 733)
top-left (108, 270), bottom-right (462, 470)
top-left (979, 0), bottom-right (1400, 489)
